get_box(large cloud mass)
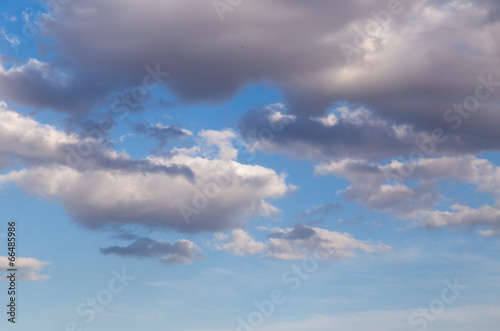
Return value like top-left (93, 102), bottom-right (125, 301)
top-left (0, 103), bottom-right (294, 233)
top-left (0, 1), bottom-right (498, 122)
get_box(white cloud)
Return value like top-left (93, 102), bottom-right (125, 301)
top-left (0, 101), bottom-right (80, 163)
top-left (198, 129), bottom-right (238, 161)
top-left (0, 256), bottom-right (50, 281)
top-left (316, 155), bottom-right (500, 233)
top-left (215, 225), bottom-right (389, 260)
top-left (0, 105), bottom-right (294, 233)
top-left (0, 28), bottom-right (20, 47)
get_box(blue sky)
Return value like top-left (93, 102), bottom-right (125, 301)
top-left (1, 0), bottom-right (500, 330)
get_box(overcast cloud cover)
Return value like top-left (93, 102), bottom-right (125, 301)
top-left (0, 0), bottom-right (500, 330)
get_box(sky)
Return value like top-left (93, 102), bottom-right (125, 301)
top-left (0, 0), bottom-right (500, 330)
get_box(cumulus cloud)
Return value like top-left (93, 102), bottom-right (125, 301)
top-left (214, 224), bottom-right (389, 260)
top-left (0, 256), bottom-right (50, 281)
top-left (0, 104), bottom-right (293, 233)
top-left (100, 237), bottom-right (204, 265)
top-left (198, 129), bottom-right (239, 161)
top-left (316, 156), bottom-right (500, 233)
top-left (0, 101), bottom-right (193, 177)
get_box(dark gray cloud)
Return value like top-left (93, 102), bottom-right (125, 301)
top-left (1, 0), bottom-right (497, 135)
top-left (239, 105), bottom-right (500, 161)
top-left (100, 237), bottom-right (204, 265)
top-left (0, 59), bottom-right (109, 116)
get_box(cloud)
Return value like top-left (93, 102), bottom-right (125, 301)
top-left (240, 105), bottom-right (500, 161)
top-left (198, 129), bottom-right (239, 161)
top-left (0, 101), bottom-right (193, 178)
top-left (214, 230), bottom-right (266, 256)
top-left (0, 28), bottom-right (20, 47)
top-left (316, 155), bottom-right (500, 233)
top-left (0, 59), bottom-right (107, 116)
top-left (133, 122), bottom-right (192, 151)
top-left (2, 13), bottom-right (17, 22)
top-left (0, 104), bottom-right (293, 233)
top-left (422, 205), bottom-right (500, 230)
top-left (215, 224), bottom-right (389, 260)
top-left (100, 237), bottom-right (204, 265)
top-left (2, 0), bottom-right (492, 144)
top-left (0, 256), bottom-right (50, 281)
top-left (478, 229), bottom-right (500, 237)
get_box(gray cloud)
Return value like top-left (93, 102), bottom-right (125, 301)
top-left (0, 0), bottom-right (498, 164)
top-left (100, 237), bottom-right (204, 265)
top-left (240, 105), bottom-right (500, 161)
top-left (268, 223), bottom-right (316, 240)
top-left (17, 0), bottom-right (495, 137)
top-left (0, 59), bottom-right (108, 116)
top-left (132, 122), bottom-right (192, 151)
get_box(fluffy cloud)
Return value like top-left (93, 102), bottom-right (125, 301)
top-left (0, 101), bottom-right (193, 177)
top-left (0, 100), bottom-right (80, 165)
top-left (0, 104), bottom-right (294, 233)
top-left (0, 256), bottom-right (50, 281)
top-left (215, 224), bottom-right (389, 260)
top-left (316, 156), bottom-right (500, 232)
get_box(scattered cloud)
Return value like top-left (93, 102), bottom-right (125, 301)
top-left (214, 224), bottom-right (389, 260)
